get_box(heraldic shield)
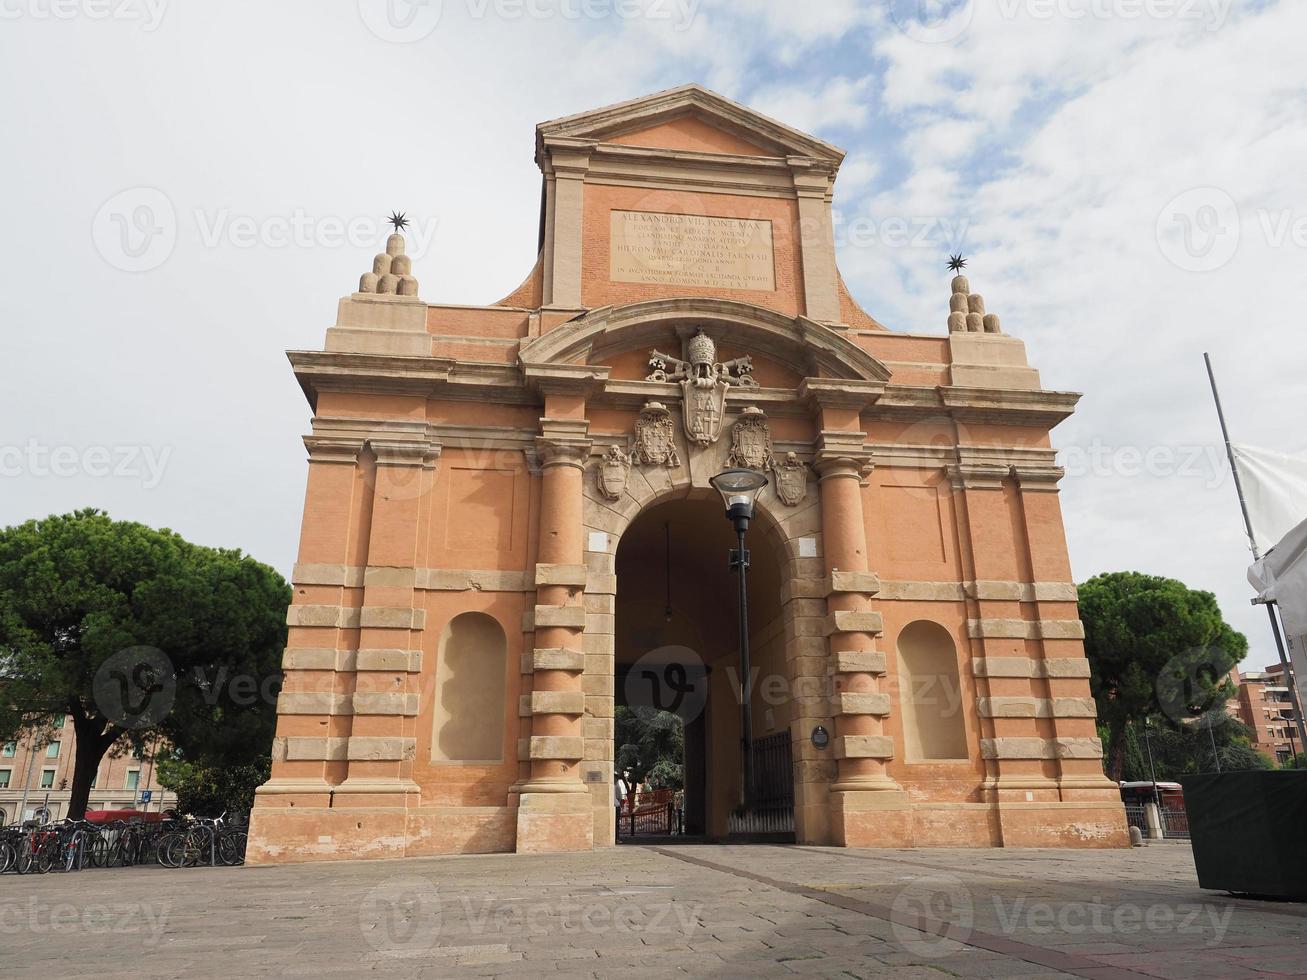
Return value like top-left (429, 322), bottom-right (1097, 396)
top-left (682, 379), bottom-right (728, 446)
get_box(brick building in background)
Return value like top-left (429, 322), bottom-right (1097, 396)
top-left (0, 717), bottom-right (175, 824)
top-left (1234, 663), bottom-right (1302, 764)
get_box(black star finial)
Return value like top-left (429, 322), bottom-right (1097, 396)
top-left (387, 210), bottom-right (409, 234)
top-left (947, 253), bottom-right (967, 273)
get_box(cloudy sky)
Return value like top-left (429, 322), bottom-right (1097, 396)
top-left (1, 0), bottom-right (1302, 663)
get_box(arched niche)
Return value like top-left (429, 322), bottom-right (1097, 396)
top-left (896, 620), bottom-right (968, 762)
top-left (432, 612), bottom-right (507, 763)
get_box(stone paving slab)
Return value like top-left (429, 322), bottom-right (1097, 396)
top-left (1, 842), bottom-right (1304, 978)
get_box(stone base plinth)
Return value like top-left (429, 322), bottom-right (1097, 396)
top-left (994, 802), bottom-right (1131, 848)
top-left (829, 789), bottom-right (912, 848)
top-left (245, 806), bottom-right (515, 865)
top-left (515, 789), bottom-right (594, 853)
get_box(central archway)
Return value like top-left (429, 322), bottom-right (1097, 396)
top-left (612, 492), bottom-right (796, 841)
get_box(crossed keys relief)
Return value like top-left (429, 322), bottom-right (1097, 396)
top-left (645, 328), bottom-right (759, 446)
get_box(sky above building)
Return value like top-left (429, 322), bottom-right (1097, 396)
top-left (0, 0), bottom-right (1301, 662)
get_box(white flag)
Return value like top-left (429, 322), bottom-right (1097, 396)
top-left (1231, 444), bottom-right (1307, 554)
top-left (1248, 519), bottom-right (1307, 720)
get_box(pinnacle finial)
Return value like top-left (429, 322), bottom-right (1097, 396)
top-left (387, 210), bottom-right (409, 234)
top-left (947, 253), bottom-right (967, 274)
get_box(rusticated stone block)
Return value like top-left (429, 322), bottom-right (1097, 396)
top-left (534, 563), bottom-right (588, 587)
top-left (346, 737), bottom-right (415, 761)
top-left (531, 647), bottom-right (585, 671)
top-left (533, 604), bottom-right (587, 629)
top-left (530, 690), bottom-right (585, 715)
top-left (825, 610), bottom-right (884, 636)
top-left (832, 692), bottom-right (892, 716)
top-left (528, 736), bottom-right (584, 760)
top-left (834, 735), bottom-right (894, 759)
top-left (833, 651), bottom-right (887, 675)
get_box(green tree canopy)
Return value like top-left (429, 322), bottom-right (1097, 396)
top-left (615, 705), bottom-right (684, 790)
top-left (0, 510), bottom-right (290, 819)
top-left (1079, 571), bottom-right (1246, 780)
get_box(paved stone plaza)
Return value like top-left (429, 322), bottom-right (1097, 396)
top-left (2, 843), bottom-right (1304, 978)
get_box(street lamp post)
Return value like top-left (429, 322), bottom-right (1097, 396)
top-left (709, 467), bottom-right (769, 813)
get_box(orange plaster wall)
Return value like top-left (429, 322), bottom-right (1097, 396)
top-left (579, 184), bottom-right (805, 316)
top-left (422, 446), bottom-right (535, 572)
top-left (863, 467), bottom-right (965, 583)
top-left (607, 115), bottom-right (778, 157)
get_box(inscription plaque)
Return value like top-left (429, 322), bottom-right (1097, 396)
top-left (610, 210), bottom-right (775, 291)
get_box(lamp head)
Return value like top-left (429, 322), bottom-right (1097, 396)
top-left (709, 468), bottom-right (768, 534)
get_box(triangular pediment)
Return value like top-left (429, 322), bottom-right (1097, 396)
top-left (536, 84), bottom-right (845, 163)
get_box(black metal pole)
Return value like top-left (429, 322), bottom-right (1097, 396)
top-left (1143, 722), bottom-right (1161, 809)
top-left (735, 527), bottom-right (754, 811)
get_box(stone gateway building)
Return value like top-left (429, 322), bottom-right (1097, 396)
top-left (246, 85), bottom-right (1128, 864)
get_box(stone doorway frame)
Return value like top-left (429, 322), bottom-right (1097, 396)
top-left (580, 468), bottom-right (833, 847)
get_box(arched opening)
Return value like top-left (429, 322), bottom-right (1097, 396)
top-left (896, 620), bottom-right (968, 761)
top-left (433, 612), bottom-right (508, 763)
top-left (613, 493), bottom-right (793, 841)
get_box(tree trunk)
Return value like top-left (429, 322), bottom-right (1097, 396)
top-left (66, 716), bottom-right (119, 820)
top-left (1105, 718), bottom-right (1127, 782)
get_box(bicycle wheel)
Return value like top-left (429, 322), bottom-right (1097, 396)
top-left (218, 831), bottom-right (247, 866)
top-left (15, 845), bottom-right (34, 875)
top-left (86, 836), bottom-right (108, 868)
top-left (36, 846), bottom-right (53, 874)
top-left (158, 834), bottom-right (185, 869)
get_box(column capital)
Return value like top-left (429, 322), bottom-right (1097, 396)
top-left (813, 429), bottom-right (875, 480)
top-left (536, 417), bottom-right (591, 468)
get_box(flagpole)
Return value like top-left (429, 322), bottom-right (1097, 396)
top-left (1204, 353), bottom-right (1307, 753)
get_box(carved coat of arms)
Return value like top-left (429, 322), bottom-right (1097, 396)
top-left (771, 451), bottom-right (808, 507)
top-left (646, 328), bottom-right (759, 446)
top-left (633, 401), bottom-right (680, 468)
top-left (596, 444), bottom-right (631, 501)
top-left (726, 406), bottom-right (773, 470)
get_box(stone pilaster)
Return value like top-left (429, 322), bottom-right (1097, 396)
top-left (540, 136), bottom-right (594, 310)
top-left (335, 431), bottom-right (439, 809)
top-left (805, 380), bottom-right (908, 846)
top-left (516, 400), bottom-right (594, 852)
top-left (790, 159), bottom-right (841, 324)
